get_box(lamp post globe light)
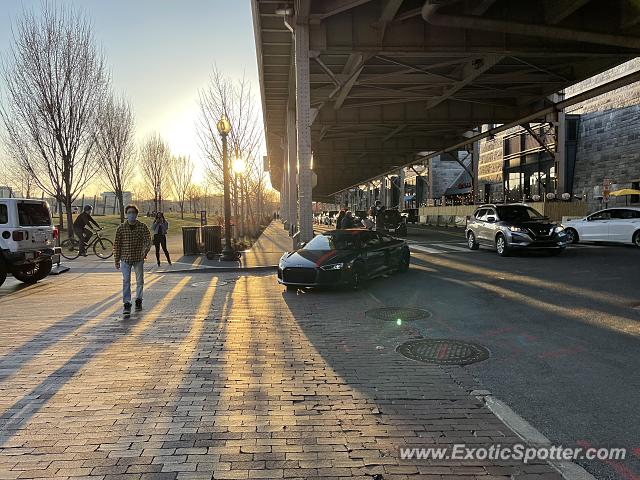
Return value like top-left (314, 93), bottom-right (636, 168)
top-left (216, 115), bottom-right (238, 261)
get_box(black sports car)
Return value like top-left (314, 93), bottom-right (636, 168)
top-left (277, 229), bottom-right (410, 290)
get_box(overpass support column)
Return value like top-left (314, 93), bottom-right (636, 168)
top-left (294, 20), bottom-right (314, 243)
top-left (286, 108), bottom-right (298, 239)
top-left (556, 107), bottom-right (567, 195)
top-left (380, 177), bottom-right (387, 207)
top-left (281, 161), bottom-right (288, 228)
top-left (472, 141), bottom-right (480, 204)
top-left (398, 169), bottom-right (405, 210)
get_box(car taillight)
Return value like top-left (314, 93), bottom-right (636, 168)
top-left (53, 227), bottom-right (59, 240)
top-left (12, 231), bottom-right (25, 241)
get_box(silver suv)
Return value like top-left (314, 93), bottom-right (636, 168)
top-left (465, 203), bottom-right (569, 256)
top-left (0, 198), bottom-right (60, 287)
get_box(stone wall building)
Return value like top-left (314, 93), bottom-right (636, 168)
top-left (477, 58), bottom-right (640, 212)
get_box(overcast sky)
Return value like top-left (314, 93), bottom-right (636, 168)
top-left (0, 0), bottom-right (262, 189)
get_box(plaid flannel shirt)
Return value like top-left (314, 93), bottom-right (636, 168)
top-left (113, 221), bottom-right (151, 264)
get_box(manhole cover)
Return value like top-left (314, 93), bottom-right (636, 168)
top-left (396, 339), bottom-right (490, 365)
top-left (365, 307), bottom-right (431, 321)
top-left (191, 281), bottom-right (229, 287)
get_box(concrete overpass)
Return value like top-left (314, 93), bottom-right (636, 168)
top-left (252, 0), bottom-right (640, 243)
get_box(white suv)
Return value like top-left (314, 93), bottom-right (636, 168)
top-left (0, 198), bottom-right (60, 287)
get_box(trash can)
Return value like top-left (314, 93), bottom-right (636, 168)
top-left (202, 225), bottom-right (222, 256)
top-left (182, 226), bottom-right (200, 255)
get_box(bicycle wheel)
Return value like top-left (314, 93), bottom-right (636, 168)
top-left (60, 238), bottom-right (80, 260)
top-left (93, 237), bottom-right (114, 259)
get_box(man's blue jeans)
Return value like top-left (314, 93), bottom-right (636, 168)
top-left (121, 261), bottom-right (144, 305)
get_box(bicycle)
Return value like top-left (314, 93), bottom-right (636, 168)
top-left (60, 228), bottom-right (114, 260)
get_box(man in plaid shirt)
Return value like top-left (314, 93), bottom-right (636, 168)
top-left (113, 204), bottom-right (152, 315)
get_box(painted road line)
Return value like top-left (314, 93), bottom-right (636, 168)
top-left (431, 243), bottom-right (470, 252)
top-left (410, 245), bottom-right (450, 254)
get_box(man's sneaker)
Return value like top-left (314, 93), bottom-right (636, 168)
top-left (123, 303), bottom-right (132, 315)
top-left (135, 299), bottom-right (143, 311)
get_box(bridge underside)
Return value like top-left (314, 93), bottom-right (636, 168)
top-left (254, 0), bottom-right (640, 202)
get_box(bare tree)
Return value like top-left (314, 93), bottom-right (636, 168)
top-left (139, 133), bottom-right (170, 213)
top-left (0, 154), bottom-right (38, 198)
top-left (93, 94), bottom-right (136, 223)
top-left (0, 4), bottom-right (109, 235)
top-left (197, 67), bottom-right (270, 236)
top-left (170, 155), bottom-right (194, 219)
top-left (186, 184), bottom-right (203, 217)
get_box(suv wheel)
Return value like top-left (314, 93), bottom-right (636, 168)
top-left (467, 232), bottom-right (479, 250)
top-left (495, 234), bottom-right (509, 257)
top-left (398, 248), bottom-right (410, 272)
top-left (12, 259), bottom-right (53, 284)
top-left (633, 230), bottom-right (640, 247)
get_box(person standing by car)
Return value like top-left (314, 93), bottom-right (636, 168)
top-left (73, 205), bottom-right (100, 256)
top-left (341, 210), bottom-right (356, 228)
top-left (372, 200), bottom-right (386, 231)
top-left (152, 212), bottom-right (171, 266)
top-left (335, 209), bottom-right (346, 229)
top-left (113, 205), bottom-right (151, 315)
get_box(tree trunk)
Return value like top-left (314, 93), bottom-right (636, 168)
top-left (117, 191), bottom-right (125, 223)
top-left (65, 197), bottom-right (74, 239)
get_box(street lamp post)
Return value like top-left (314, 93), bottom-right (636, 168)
top-left (217, 115), bottom-right (237, 261)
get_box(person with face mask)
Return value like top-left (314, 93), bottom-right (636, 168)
top-left (113, 204), bottom-right (152, 315)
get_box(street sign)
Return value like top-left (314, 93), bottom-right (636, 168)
top-left (603, 177), bottom-right (611, 203)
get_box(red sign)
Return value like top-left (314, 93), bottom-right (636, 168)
top-left (603, 178), bottom-right (611, 202)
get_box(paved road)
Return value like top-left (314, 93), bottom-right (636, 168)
top-left (0, 263), bottom-right (561, 479)
top-left (365, 225), bottom-right (639, 480)
top-left (1, 223), bottom-right (637, 479)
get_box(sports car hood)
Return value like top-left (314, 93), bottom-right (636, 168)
top-left (281, 249), bottom-right (358, 267)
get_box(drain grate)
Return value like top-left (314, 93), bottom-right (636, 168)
top-left (396, 339), bottom-right (490, 365)
top-left (365, 307), bottom-right (431, 321)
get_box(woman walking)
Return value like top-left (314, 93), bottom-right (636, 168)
top-left (152, 213), bottom-right (172, 266)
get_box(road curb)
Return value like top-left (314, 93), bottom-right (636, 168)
top-left (158, 265), bottom-right (278, 274)
top-left (471, 390), bottom-right (597, 480)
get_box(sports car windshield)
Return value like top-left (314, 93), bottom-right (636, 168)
top-left (496, 205), bottom-right (544, 221)
top-left (303, 233), bottom-right (358, 251)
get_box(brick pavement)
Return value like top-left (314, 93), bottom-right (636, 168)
top-left (0, 266), bottom-right (563, 479)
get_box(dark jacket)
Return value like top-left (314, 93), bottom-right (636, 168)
top-left (341, 216), bottom-right (355, 229)
top-left (73, 211), bottom-right (99, 230)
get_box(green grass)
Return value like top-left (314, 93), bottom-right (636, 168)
top-left (90, 213), bottom-right (203, 241)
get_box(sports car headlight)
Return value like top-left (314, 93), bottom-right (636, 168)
top-left (554, 226), bottom-right (565, 233)
top-left (321, 263), bottom-right (343, 271)
top-left (509, 226), bottom-right (526, 233)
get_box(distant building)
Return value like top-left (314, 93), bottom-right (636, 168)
top-left (100, 191), bottom-right (133, 214)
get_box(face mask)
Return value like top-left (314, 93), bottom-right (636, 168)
top-left (127, 212), bottom-right (137, 223)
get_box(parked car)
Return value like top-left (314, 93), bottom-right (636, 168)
top-left (562, 207), bottom-right (640, 246)
top-left (465, 203), bottom-right (569, 256)
top-left (402, 208), bottom-right (419, 224)
top-left (277, 229), bottom-right (410, 290)
top-left (380, 208), bottom-right (407, 236)
top-left (0, 198), bottom-right (60, 287)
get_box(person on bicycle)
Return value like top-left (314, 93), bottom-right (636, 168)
top-left (114, 204), bottom-right (151, 315)
top-left (152, 212), bottom-right (171, 266)
top-left (73, 205), bottom-right (100, 256)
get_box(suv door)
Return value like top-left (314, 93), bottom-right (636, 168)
top-left (471, 208), bottom-right (488, 242)
top-left (582, 210), bottom-right (611, 241)
top-left (608, 209), bottom-right (640, 243)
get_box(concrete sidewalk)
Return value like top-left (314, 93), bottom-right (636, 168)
top-left (162, 221), bottom-right (292, 273)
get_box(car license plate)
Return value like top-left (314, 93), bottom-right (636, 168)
top-left (388, 228), bottom-right (395, 232)
top-left (34, 232), bottom-right (47, 241)
top-left (24, 252), bottom-right (35, 260)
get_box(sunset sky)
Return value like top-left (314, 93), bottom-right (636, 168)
top-left (0, 0), bottom-right (263, 191)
